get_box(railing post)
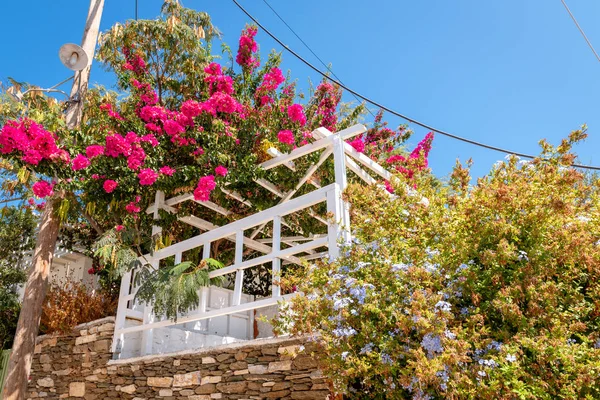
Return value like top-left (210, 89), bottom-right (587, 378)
top-left (111, 269), bottom-right (132, 355)
top-left (232, 231), bottom-right (244, 306)
top-left (140, 190), bottom-right (164, 356)
top-left (272, 216), bottom-right (281, 298)
top-left (330, 134), bottom-right (351, 254)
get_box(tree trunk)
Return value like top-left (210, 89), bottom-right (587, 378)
top-left (2, 198), bottom-right (60, 400)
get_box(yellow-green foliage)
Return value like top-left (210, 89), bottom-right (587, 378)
top-left (276, 128), bottom-right (600, 399)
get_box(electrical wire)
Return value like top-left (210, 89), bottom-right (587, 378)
top-left (261, 0), bottom-right (376, 118)
top-left (231, 0), bottom-right (600, 171)
top-left (560, 0), bottom-right (600, 63)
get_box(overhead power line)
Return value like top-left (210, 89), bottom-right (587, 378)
top-left (260, 0), bottom-right (376, 118)
top-left (560, 0), bottom-right (600, 63)
top-left (230, 0), bottom-right (600, 171)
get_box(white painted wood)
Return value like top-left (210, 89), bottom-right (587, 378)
top-left (220, 188), bottom-right (252, 207)
top-left (192, 199), bottom-right (231, 216)
top-left (344, 142), bottom-right (392, 181)
top-left (208, 236), bottom-right (328, 279)
top-left (111, 269), bottom-right (132, 353)
top-left (267, 148), bottom-right (296, 171)
top-left (150, 184), bottom-right (332, 261)
top-left (346, 156), bottom-right (378, 185)
top-left (255, 179), bottom-right (286, 198)
top-left (174, 252), bottom-right (182, 265)
top-left (327, 185), bottom-right (342, 260)
top-left (259, 136), bottom-right (335, 170)
top-left (272, 216), bottom-right (281, 298)
top-left (232, 231), bottom-right (245, 306)
top-left (203, 243), bottom-right (211, 260)
top-left (115, 293), bottom-right (297, 335)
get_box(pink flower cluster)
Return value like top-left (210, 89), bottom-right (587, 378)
top-left (287, 104), bottom-right (306, 126)
top-left (236, 26), bottom-right (259, 70)
top-left (348, 137), bottom-right (365, 153)
top-left (204, 63), bottom-right (234, 95)
top-left (215, 165), bottom-right (228, 177)
top-left (122, 47), bottom-right (147, 75)
top-left (385, 132), bottom-right (435, 181)
top-left (103, 179), bottom-right (118, 193)
top-left (71, 154), bottom-right (91, 171)
top-left (256, 68), bottom-right (285, 105)
top-left (138, 168), bottom-right (158, 186)
top-left (99, 103), bottom-right (124, 121)
top-left (126, 195), bottom-right (142, 214)
top-left (277, 130), bottom-right (295, 145)
top-left (32, 180), bottom-right (53, 198)
top-left (194, 175), bottom-right (216, 201)
top-left (159, 166), bottom-right (175, 176)
top-left (0, 119), bottom-right (66, 165)
top-left (315, 82), bottom-right (341, 132)
top-left (86, 145), bottom-right (104, 159)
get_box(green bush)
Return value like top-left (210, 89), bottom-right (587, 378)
top-left (276, 129), bottom-right (600, 399)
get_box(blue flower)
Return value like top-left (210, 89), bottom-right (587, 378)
top-left (505, 354), bottom-right (516, 363)
top-left (381, 353), bottom-right (393, 365)
top-left (421, 333), bottom-right (443, 356)
top-left (435, 301), bottom-right (452, 312)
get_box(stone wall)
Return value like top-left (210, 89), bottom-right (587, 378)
top-left (27, 317), bottom-right (330, 399)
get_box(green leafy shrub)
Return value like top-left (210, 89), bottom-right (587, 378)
top-left (276, 128), bottom-right (600, 399)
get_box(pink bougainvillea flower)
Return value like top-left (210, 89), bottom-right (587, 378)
top-left (86, 145), bottom-right (104, 159)
top-left (236, 26), bottom-right (259, 70)
top-left (138, 168), bottom-right (158, 186)
top-left (215, 165), bottom-right (228, 177)
top-left (348, 138), bottom-right (365, 153)
top-left (71, 154), bottom-right (90, 171)
top-left (125, 202), bottom-right (141, 214)
top-left (32, 180), bottom-right (53, 198)
top-left (105, 133), bottom-right (132, 157)
top-left (127, 146), bottom-right (146, 170)
top-left (277, 130), bottom-right (295, 145)
top-left (159, 166), bottom-right (176, 176)
top-left (163, 119), bottom-right (185, 136)
top-left (140, 134), bottom-right (159, 147)
top-left (103, 180), bottom-right (118, 193)
top-left (193, 175), bottom-right (216, 201)
top-left (181, 100), bottom-right (203, 118)
top-left (116, 225), bottom-right (124, 232)
top-left (287, 104), bottom-right (307, 126)
top-left (192, 147), bottom-right (205, 157)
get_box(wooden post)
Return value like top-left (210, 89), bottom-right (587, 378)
top-left (66, 0), bottom-right (106, 130)
top-left (3, 1), bottom-right (104, 398)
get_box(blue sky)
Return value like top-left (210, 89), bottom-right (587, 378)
top-left (2, 0), bottom-right (599, 179)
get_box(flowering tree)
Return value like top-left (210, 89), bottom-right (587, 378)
top-left (275, 128), bottom-right (600, 399)
top-left (0, 1), bottom-right (417, 396)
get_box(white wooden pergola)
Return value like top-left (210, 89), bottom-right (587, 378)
top-left (112, 123), bottom-right (394, 356)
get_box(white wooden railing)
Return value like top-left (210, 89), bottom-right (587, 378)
top-left (112, 124), bottom-right (393, 357)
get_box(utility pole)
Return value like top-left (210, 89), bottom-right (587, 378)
top-left (2, 1), bottom-right (104, 399)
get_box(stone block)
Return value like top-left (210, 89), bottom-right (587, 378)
top-left (215, 354), bottom-right (230, 362)
top-left (173, 371), bottom-right (201, 387)
top-left (202, 357), bottom-right (216, 364)
top-left (37, 377), bottom-right (54, 387)
top-left (147, 377), bottom-right (173, 388)
top-left (233, 369), bottom-right (249, 375)
top-left (40, 354), bottom-right (51, 364)
top-left (267, 360), bottom-right (292, 372)
top-left (248, 364), bottom-right (268, 374)
top-left (290, 391), bottom-right (330, 399)
top-left (53, 368), bottom-right (72, 376)
top-left (200, 376), bottom-right (221, 385)
top-left (194, 383), bottom-right (216, 394)
top-left (277, 345), bottom-right (300, 356)
top-left (188, 396), bottom-right (211, 400)
top-left (94, 339), bottom-right (110, 352)
top-left (230, 361), bottom-right (247, 370)
top-left (173, 360), bottom-right (181, 366)
top-left (120, 384), bottom-right (137, 394)
top-left (69, 382), bottom-right (85, 397)
top-left (216, 381), bottom-right (247, 394)
top-left (158, 389), bottom-right (172, 397)
top-left (75, 334), bottom-right (97, 346)
top-left (234, 351), bottom-right (247, 361)
top-left (264, 390), bottom-right (291, 398)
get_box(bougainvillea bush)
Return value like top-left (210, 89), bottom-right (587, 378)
top-left (275, 128), bottom-right (600, 399)
top-left (0, 1), bottom-right (417, 315)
